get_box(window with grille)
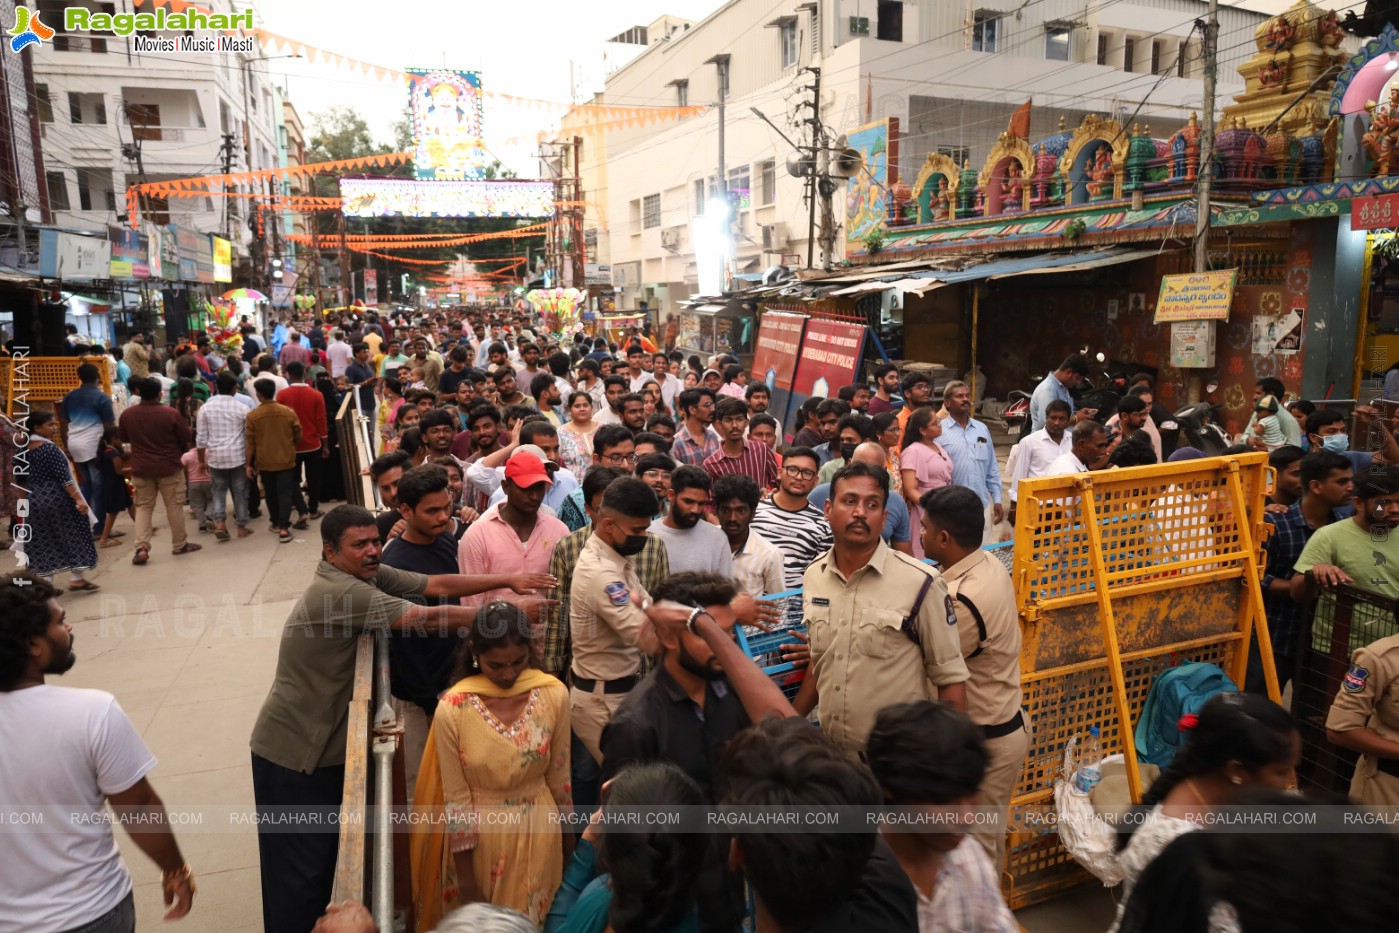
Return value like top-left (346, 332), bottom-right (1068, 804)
top-left (643, 193), bottom-right (661, 229)
top-left (780, 20), bottom-right (799, 68)
top-left (1097, 32), bottom-right (1109, 65)
top-left (676, 80), bottom-right (688, 107)
top-left (35, 85), bottom-right (53, 122)
top-left (758, 160), bottom-right (776, 205)
top-left (46, 172), bottom-right (69, 210)
top-left (694, 179), bottom-right (706, 213)
top-left (972, 12), bottom-right (998, 53)
top-left (1151, 40), bottom-right (1163, 75)
top-left (1124, 36), bottom-right (1136, 72)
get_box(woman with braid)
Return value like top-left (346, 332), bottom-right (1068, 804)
top-left (1107, 692), bottom-right (1300, 932)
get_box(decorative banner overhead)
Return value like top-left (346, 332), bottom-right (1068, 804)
top-left (339, 178), bottom-right (556, 219)
top-left (284, 222), bottom-right (547, 250)
top-left (408, 69), bottom-right (489, 180)
top-left (1154, 270), bottom-right (1238, 323)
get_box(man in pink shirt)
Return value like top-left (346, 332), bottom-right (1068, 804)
top-left (277, 330), bottom-right (312, 370)
top-left (457, 448), bottom-right (568, 605)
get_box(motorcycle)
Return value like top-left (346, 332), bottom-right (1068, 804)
top-left (1010, 352), bottom-right (1153, 438)
top-left (1173, 382), bottom-right (1230, 455)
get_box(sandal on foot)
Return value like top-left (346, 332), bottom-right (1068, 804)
top-left (132, 546), bottom-right (150, 565)
top-left (292, 518), bottom-right (309, 530)
top-left (172, 543), bottom-right (202, 556)
top-left (237, 526), bottom-right (254, 538)
top-left (99, 538), bottom-right (124, 548)
top-left (67, 581), bottom-right (100, 592)
top-left (214, 526), bottom-right (231, 542)
top-left (278, 530), bottom-right (294, 543)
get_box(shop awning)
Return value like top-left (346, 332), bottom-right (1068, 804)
top-left (826, 248), bottom-right (1163, 296)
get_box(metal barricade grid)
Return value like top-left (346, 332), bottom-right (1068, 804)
top-left (1004, 454), bottom-right (1272, 909)
top-left (1294, 586), bottom-right (1399, 796)
top-left (1, 356), bottom-right (112, 416)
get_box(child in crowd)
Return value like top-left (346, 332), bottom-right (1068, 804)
top-left (96, 426), bottom-right (133, 548)
top-left (1253, 395), bottom-right (1286, 451)
top-left (180, 446), bottom-right (214, 533)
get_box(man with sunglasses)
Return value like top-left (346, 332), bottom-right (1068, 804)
top-left (750, 446), bottom-right (834, 590)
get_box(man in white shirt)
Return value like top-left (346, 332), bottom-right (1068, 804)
top-left (1009, 399), bottom-right (1073, 524)
top-left (715, 473), bottom-right (785, 596)
top-left (651, 352), bottom-right (683, 411)
top-left (325, 329), bottom-right (353, 379)
top-left (0, 575), bottom-right (195, 932)
top-left (624, 344), bottom-right (651, 393)
top-left (1046, 419), bottom-right (1110, 476)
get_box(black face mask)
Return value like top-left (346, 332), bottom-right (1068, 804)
top-left (612, 534), bottom-right (648, 557)
top-left (840, 443), bottom-right (857, 461)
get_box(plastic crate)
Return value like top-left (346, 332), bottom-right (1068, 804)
top-left (736, 590), bottom-right (807, 699)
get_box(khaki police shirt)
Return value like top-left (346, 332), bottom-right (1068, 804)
top-left (803, 540), bottom-right (970, 753)
top-left (1326, 632), bottom-right (1399, 746)
top-left (941, 549), bottom-right (1024, 729)
top-left (570, 531), bottom-right (652, 681)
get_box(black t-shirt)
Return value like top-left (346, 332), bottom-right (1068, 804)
top-left (437, 366), bottom-right (472, 398)
top-left (376, 509), bottom-right (401, 544)
top-left (346, 361), bottom-right (376, 412)
top-left (378, 531), bottom-right (461, 715)
top-left (808, 837), bottom-right (919, 933)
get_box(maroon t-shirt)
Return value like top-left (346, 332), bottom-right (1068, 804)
top-left (118, 400), bottom-right (191, 478)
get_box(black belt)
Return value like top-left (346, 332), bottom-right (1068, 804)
top-left (570, 672), bottom-right (639, 695)
top-left (1377, 756), bottom-right (1399, 779)
top-left (983, 710), bottom-right (1025, 740)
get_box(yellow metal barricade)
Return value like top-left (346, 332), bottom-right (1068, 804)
top-left (0, 355), bottom-right (112, 417)
top-left (1002, 453), bottom-right (1275, 908)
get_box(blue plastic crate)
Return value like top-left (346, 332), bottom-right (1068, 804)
top-left (736, 589), bottom-right (807, 699)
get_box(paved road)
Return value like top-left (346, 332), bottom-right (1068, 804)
top-left (13, 499), bottom-right (1116, 933)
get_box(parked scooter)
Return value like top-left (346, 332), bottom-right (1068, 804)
top-left (1173, 381), bottom-right (1230, 455)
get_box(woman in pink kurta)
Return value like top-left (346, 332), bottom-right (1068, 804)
top-left (900, 407), bottom-right (954, 559)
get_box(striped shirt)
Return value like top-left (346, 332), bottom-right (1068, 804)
top-left (750, 498), bottom-right (834, 590)
top-left (702, 439), bottom-right (780, 489)
top-left (916, 836), bottom-right (1019, 933)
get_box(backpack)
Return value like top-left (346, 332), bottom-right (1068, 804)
top-left (1134, 661), bottom-right (1237, 768)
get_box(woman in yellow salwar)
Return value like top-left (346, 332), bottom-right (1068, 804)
top-left (412, 601), bottom-right (572, 928)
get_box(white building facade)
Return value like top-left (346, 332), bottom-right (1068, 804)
top-left (30, 0), bottom-right (284, 265)
top-left (581, 0), bottom-right (1269, 314)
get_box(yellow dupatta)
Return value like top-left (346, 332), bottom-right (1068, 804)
top-left (409, 668), bottom-right (558, 931)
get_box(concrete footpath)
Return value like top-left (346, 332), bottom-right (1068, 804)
top-left (12, 498), bottom-right (1114, 933)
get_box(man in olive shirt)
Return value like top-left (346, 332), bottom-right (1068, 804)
top-left (793, 461), bottom-right (968, 754)
top-left (249, 505), bottom-right (553, 933)
top-left (245, 378), bottom-right (302, 542)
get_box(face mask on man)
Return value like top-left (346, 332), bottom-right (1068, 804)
top-left (604, 520), bottom-right (647, 557)
top-left (840, 442), bottom-right (857, 462)
top-left (1321, 433), bottom-right (1349, 453)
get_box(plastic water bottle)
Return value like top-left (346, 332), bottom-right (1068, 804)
top-left (1072, 726), bottom-right (1102, 796)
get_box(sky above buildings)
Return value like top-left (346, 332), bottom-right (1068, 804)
top-left (253, 0), bottom-right (1363, 174)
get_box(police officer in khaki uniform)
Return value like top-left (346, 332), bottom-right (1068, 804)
top-left (569, 477), bottom-right (661, 764)
top-left (793, 461), bottom-right (968, 754)
top-left (920, 485), bottom-right (1029, 868)
top-left (1326, 631), bottom-right (1399, 805)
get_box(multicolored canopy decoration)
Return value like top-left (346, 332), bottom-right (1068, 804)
top-left (222, 288), bottom-right (268, 301)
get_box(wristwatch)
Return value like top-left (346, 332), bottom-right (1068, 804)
top-left (686, 606), bottom-right (706, 635)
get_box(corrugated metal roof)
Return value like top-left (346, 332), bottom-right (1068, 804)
top-left (824, 248), bottom-right (1165, 295)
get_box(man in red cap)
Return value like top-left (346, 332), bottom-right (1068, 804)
top-left (457, 446), bottom-right (569, 606)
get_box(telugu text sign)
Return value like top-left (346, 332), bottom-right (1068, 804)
top-left (1352, 194), bottom-right (1399, 231)
top-left (1154, 270), bottom-right (1238, 323)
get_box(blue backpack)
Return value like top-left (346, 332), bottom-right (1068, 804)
top-left (1135, 662), bottom-right (1238, 768)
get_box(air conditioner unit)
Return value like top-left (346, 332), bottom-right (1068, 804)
top-left (761, 223), bottom-right (788, 251)
top-left (849, 16), bottom-right (870, 36)
top-left (660, 227), bottom-right (682, 251)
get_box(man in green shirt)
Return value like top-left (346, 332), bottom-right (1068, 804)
top-left (1293, 464), bottom-right (1399, 601)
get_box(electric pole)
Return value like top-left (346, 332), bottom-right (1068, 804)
top-left (220, 133), bottom-right (236, 237)
top-left (1193, 0), bottom-right (1218, 274)
top-left (802, 67), bottom-right (821, 270)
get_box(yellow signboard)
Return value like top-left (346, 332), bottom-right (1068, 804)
top-left (211, 236), bottom-right (232, 283)
top-left (1154, 270), bottom-right (1238, 323)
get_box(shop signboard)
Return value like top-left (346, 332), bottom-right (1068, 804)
top-left (38, 229), bottom-right (111, 279)
top-left (144, 224), bottom-right (163, 279)
top-left (750, 312), bottom-right (808, 428)
top-left (1352, 193), bottom-right (1399, 230)
top-left (210, 236), bottom-right (232, 283)
top-left (108, 225), bottom-right (150, 279)
top-left (584, 263), bottom-right (611, 286)
top-left (1154, 270), bottom-right (1237, 323)
top-left (174, 226), bottom-right (205, 281)
top-left (787, 318), bottom-right (868, 426)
